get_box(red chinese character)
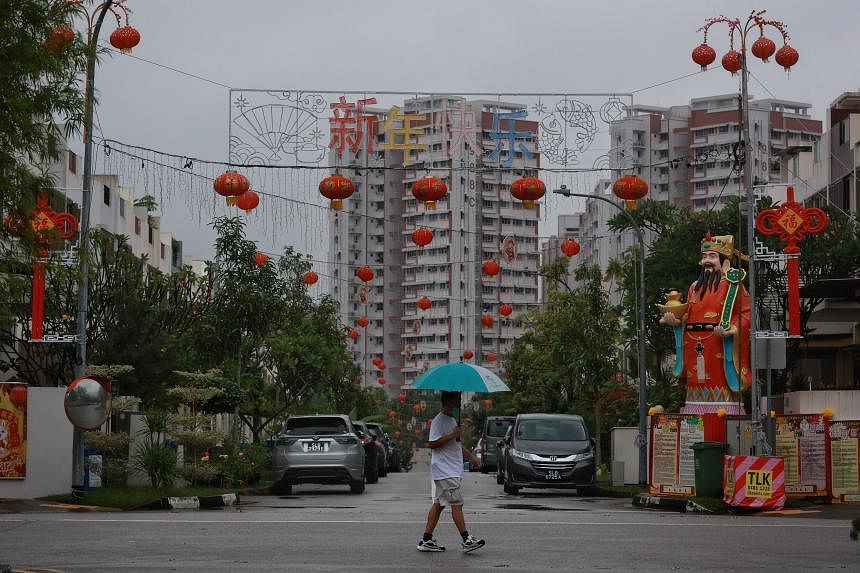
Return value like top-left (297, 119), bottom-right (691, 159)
top-left (329, 96), bottom-right (378, 154)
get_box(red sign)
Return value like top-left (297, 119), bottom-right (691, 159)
top-left (0, 384), bottom-right (27, 479)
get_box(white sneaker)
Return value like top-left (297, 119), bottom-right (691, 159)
top-left (417, 537), bottom-right (446, 552)
top-left (461, 534), bottom-right (485, 553)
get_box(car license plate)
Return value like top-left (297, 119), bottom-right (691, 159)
top-left (306, 442), bottom-right (326, 452)
top-left (546, 470), bottom-right (562, 480)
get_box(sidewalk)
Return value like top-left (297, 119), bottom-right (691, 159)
top-left (0, 498), bottom-right (119, 513)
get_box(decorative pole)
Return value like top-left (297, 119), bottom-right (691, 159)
top-left (692, 9), bottom-right (799, 454)
top-left (553, 184), bottom-right (649, 484)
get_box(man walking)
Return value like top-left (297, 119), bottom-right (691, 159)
top-left (417, 391), bottom-right (485, 553)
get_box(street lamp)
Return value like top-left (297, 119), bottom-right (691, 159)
top-left (71, 0), bottom-right (140, 494)
top-left (553, 185), bottom-right (648, 485)
top-left (692, 10), bottom-right (798, 454)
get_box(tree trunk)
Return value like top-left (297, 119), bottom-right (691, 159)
top-left (594, 398), bottom-right (602, 469)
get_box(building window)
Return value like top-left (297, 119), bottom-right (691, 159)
top-left (119, 198), bottom-right (126, 218)
top-left (148, 225), bottom-right (153, 244)
top-left (134, 217), bottom-right (141, 235)
top-left (839, 120), bottom-right (848, 146)
top-left (103, 185), bottom-right (110, 206)
top-left (68, 151), bottom-right (77, 174)
top-left (160, 243), bottom-right (166, 259)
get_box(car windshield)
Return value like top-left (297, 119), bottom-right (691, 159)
top-left (284, 417), bottom-right (348, 435)
top-left (516, 419), bottom-right (587, 441)
top-left (366, 425), bottom-right (384, 438)
top-left (486, 419), bottom-right (513, 437)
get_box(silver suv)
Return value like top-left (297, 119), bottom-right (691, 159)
top-left (271, 414), bottom-right (366, 495)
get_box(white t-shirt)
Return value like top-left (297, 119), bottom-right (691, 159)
top-left (429, 411), bottom-right (463, 480)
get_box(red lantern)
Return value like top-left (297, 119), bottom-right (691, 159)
top-left (356, 266), bottom-right (374, 282)
top-left (303, 271), bottom-right (318, 285)
top-left (721, 50), bottom-right (742, 75)
top-left (691, 43), bottom-right (716, 71)
top-left (389, 410), bottom-right (397, 419)
top-left (372, 357), bottom-right (382, 367)
top-left (775, 45), bottom-right (799, 72)
top-left (319, 175), bottom-right (355, 210)
top-left (377, 361), bottom-right (386, 371)
top-left (8, 385), bottom-right (27, 410)
top-left (751, 36), bottom-right (776, 62)
top-left (46, 25), bottom-right (75, 54)
top-left (481, 314), bottom-right (494, 328)
top-left (612, 175), bottom-right (648, 210)
top-left (213, 170), bottom-right (250, 197)
top-left (510, 176), bottom-right (546, 209)
top-left (487, 353), bottom-right (497, 362)
top-left (411, 176), bottom-right (448, 209)
top-left (348, 329), bottom-right (359, 341)
top-left (109, 25), bottom-right (141, 53)
top-left (356, 316), bottom-right (369, 328)
top-left (253, 252), bottom-right (268, 267)
top-left (483, 399), bottom-right (493, 409)
top-left (378, 377), bottom-right (386, 386)
top-left (417, 296), bottom-right (432, 311)
top-left (397, 393), bottom-right (406, 403)
top-left (463, 350), bottom-right (474, 360)
top-left (499, 304), bottom-right (513, 317)
top-left (560, 239), bottom-right (581, 257)
top-left (411, 227), bottom-right (433, 248)
top-left (413, 404), bottom-right (421, 413)
top-left (236, 190), bottom-right (260, 213)
top-left (482, 259), bottom-right (501, 277)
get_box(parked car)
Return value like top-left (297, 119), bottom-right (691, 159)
top-left (270, 414), bottom-right (365, 495)
top-left (365, 422), bottom-right (390, 478)
top-left (496, 425), bottom-right (513, 484)
top-left (480, 415), bottom-right (516, 473)
top-left (353, 420), bottom-right (382, 484)
top-left (500, 413), bottom-right (596, 495)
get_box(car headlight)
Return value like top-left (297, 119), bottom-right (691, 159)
top-left (509, 448), bottom-right (536, 461)
top-left (572, 451), bottom-right (594, 462)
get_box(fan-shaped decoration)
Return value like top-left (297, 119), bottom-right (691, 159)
top-left (303, 271), bottom-right (318, 285)
top-left (109, 25), bottom-right (140, 53)
top-left (751, 36), bottom-right (776, 62)
top-left (775, 44), bottom-right (799, 72)
top-left (411, 176), bottom-right (448, 209)
top-left (499, 304), bottom-right (513, 317)
top-left (253, 252), bottom-right (268, 267)
top-left (463, 350), bottom-right (474, 360)
top-left (482, 259), bottom-right (501, 277)
top-left (417, 296), bottom-right (432, 311)
top-left (236, 190), bottom-right (260, 213)
top-left (356, 266), bottom-right (374, 282)
top-left (411, 227), bottom-right (433, 248)
top-left (319, 174), bottom-right (355, 210)
top-left (691, 43), bottom-right (717, 71)
top-left (214, 170), bottom-right (250, 197)
top-left (560, 239), bottom-right (581, 257)
top-left (356, 316), bottom-right (369, 328)
top-left (481, 314), bottom-right (494, 328)
top-left (510, 176), bottom-right (546, 209)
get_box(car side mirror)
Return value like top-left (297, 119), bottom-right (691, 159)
top-left (590, 437), bottom-right (597, 449)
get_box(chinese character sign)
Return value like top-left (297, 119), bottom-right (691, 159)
top-left (0, 384), bottom-right (27, 479)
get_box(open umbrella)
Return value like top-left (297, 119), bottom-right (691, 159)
top-left (411, 362), bottom-right (510, 393)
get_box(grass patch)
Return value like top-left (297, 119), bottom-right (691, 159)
top-left (39, 486), bottom-right (234, 510)
top-left (595, 476), bottom-right (647, 497)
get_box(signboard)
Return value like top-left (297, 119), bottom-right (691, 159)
top-left (827, 420), bottom-right (860, 502)
top-left (774, 414), bottom-right (827, 497)
top-left (723, 455), bottom-right (786, 510)
top-left (0, 383), bottom-right (27, 479)
top-left (648, 414), bottom-right (704, 496)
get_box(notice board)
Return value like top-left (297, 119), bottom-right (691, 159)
top-left (774, 414), bottom-right (827, 497)
top-left (648, 414), bottom-right (703, 496)
top-left (827, 420), bottom-right (860, 502)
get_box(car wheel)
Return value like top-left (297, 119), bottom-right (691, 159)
top-left (271, 480), bottom-right (292, 495)
top-left (366, 456), bottom-right (379, 484)
top-left (577, 486), bottom-right (597, 496)
top-left (503, 469), bottom-right (520, 495)
top-left (378, 454), bottom-right (388, 477)
top-left (350, 477), bottom-right (365, 494)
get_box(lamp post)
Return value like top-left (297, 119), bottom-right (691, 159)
top-left (553, 185), bottom-right (648, 484)
top-left (691, 10), bottom-right (798, 454)
top-left (70, 0), bottom-right (139, 494)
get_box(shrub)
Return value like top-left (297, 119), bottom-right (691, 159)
top-left (217, 443), bottom-right (271, 486)
top-left (84, 431), bottom-right (132, 487)
top-left (179, 462), bottom-right (218, 487)
top-left (132, 440), bottom-right (177, 490)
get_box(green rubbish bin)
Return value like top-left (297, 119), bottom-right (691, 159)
top-left (692, 441), bottom-right (727, 498)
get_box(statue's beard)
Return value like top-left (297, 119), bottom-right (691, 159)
top-left (695, 267), bottom-right (722, 297)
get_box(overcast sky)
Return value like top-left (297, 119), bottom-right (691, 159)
top-left (87, 0), bottom-right (860, 261)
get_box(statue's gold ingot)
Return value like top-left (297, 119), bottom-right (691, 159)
top-left (656, 289), bottom-right (688, 319)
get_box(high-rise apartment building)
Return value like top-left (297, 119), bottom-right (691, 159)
top-left (328, 97), bottom-right (540, 393)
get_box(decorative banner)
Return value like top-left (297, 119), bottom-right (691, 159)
top-left (648, 414), bottom-right (704, 496)
top-left (501, 236), bottom-right (518, 264)
top-left (723, 455), bottom-right (786, 510)
top-left (827, 420), bottom-right (860, 502)
top-left (774, 414), bottom-right (827, 497)
top-left (0, 384), bottom-right (27, 479)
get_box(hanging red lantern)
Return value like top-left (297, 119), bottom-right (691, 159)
top-left (397, 393), bottom-right (406, 403)
top-left (487, 353), bottom-right (497, 362)
top-left (411, 176), bottom-right (448, 209)
top-left (413, 404), bottom-right (421, 413)
top-left (463, 350), bottom-right (474, 360)
top-left (236, 190), bottom-right (260, 213)
top-left (417, 296), bottom-right (432, 311)
top-left (348, 329), bottom-right (359, 341)
top-left (8, 385), bottom-right (27, 410)
top-left (109, 25), bottom-right (141, 53)
top-left (691, 43), bottom-right (716, 71)
top-left (213, 170), bottom-right (250, 197)
top-left (751, 36), bottom-right (776, 62)
top-left (46, 25), bottom-right (75, 54)
top-left (721, 50), bottom-right (742, 75)
top-left (378, 377), bottom-right (386, 385)
top-left (560, 239), bottom-right (581, 257)
top-left (356, 316), bottom-right (369, 328)
top-left (411, 227), bottom-right (433, 248)
top-left (253, 252), bottom-right (268, 267)
top-left (356, 266), bottom-right (374, 282)
top-left (377, 361), bottom-right (386, 371)
top-left (481, 314), bottom-right (494, 328)
top-left (482, 259), bottom-right (501, 277)
top-left (372, 357), bottom-right (382, 367)
top-left (388, 410), bottom-right (397, 419)
top-left (499, 304), bottom-right (513, 317)
top-left (510, 176), bottom-right (546, 209)
top-left (612, 175), bottom-right (648, 210)
top-left (319, 175), bottom-right (355, 210)
top-left (775, 44), bottom-right (799, 72)
top-left (483, 399), bottom-right (493, 409)
top-left (303, 271), bottom-right (318, 285)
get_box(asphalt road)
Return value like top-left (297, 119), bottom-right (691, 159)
top-left (1, 452), bottom-right (858, 572)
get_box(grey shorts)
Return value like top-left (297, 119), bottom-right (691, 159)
top-left (432, 477), bottom-right (464, 506)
